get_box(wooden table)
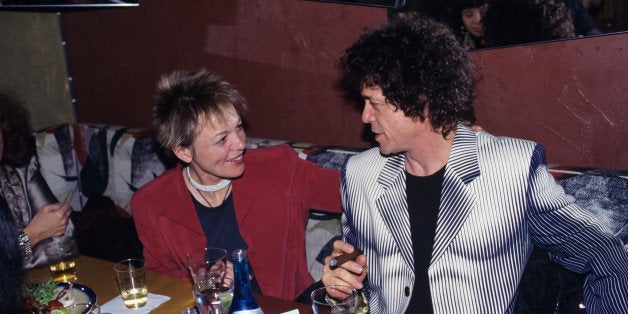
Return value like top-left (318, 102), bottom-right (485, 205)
top-left (27, 255), bottom-right (313, 314)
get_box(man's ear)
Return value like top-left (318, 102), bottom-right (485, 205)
top-left (173, 146), bottom-right (193, 164)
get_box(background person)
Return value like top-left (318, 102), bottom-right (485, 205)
top-left (322, 17), bottom-right (628, 313)
top-left (131, 69), bottom-right (342, 301)
top-left (0, 195), bottom-right (25, 313)
top-left (448, 0), bottom-right (489, 50)
top-left (482, 0), bottom-right (576, 47)
top-left (0, 90), bottom-right (73, 269)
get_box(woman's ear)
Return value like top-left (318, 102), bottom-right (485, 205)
top-left (172, 146), bottom-right (193, 164)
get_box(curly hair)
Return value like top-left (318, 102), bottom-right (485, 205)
top-left (482, 0), bottom-right (576, 47)
top-left (339, 16), bottom-right (476, 138)
top-left (0, 90), bottom-right (33, 167)
top-left (152, 69), bottom-right (247, 156)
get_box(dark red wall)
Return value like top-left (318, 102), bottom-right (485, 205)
top-left (61, 0), bottom-right (627, 169)
top-left (61, 0), bottom-right (385, 148)
top-left (471, 36), bottom-right (627, 169)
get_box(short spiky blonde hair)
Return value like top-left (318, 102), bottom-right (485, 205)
top-left (152, 69), bottom-right (247, 156)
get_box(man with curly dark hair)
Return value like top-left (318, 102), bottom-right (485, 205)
top-left (0, 89), bottom-right (74, 269)
top-left (482, 0), bottom-right (576, 47)
top-left (321, 17), bottom-right (628, 313)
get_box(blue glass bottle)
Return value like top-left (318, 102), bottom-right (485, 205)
top-left (229, 249), bottom-right (264, 314)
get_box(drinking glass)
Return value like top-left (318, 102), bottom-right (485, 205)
top-left (114, 258), bottom-right (148, 309)
top-left (65, 303), bottom-right (100, 314)
top-left (311, 285), bottom-right (358, 314)
top-left (45, 235), bottom-right (78, 282)
top-left (186, 247), bottom-right (229, 284)
top-left (192, 276), bottom-right (234, 314)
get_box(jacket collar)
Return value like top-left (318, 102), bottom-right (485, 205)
top-left (158, 164), bottom-right (205, 236)
top-left (432, 124), bottom-right (480, 263)
top-left (374, 124), bottom-right (481, 269)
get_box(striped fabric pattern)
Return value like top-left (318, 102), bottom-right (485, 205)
top-left (340, 124), bottom-right (628, 313)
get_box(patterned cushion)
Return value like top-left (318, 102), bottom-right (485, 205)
top-left (35, 123), bottom-right (168, 214)
top-left (35, 124), bottom-right (82, 211)
top-left (550, 166), bottom-right (628, 247)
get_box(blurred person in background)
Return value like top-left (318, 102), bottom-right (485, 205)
top-left (0, 194), bottom-right (25, 313)
top-left (0, 89), bottom-right (73, 269)
top-left (482, 0), bottom-right (576, 47)
top-left (563, 0), bottom-right (602, 35)
top-left (448, 0), bottom-right (489, 50)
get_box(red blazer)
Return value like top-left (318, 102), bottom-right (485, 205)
top-left (131, 145), bottom-right (341, 300)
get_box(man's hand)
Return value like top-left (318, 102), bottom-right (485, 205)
top-left (471, 125), bottom-right (483, 132)
top-left (23, 203), bottom-right (72, 246)
top-left (322, 240), bottom-right (367, 297)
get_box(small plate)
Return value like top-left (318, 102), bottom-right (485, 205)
top-left (54, 283), bottom-right (98, 312)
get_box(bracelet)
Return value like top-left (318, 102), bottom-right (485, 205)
top-left (18, 231), bottom-right (33, 259)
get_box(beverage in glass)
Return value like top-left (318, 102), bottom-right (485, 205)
top-left (114, 258), bottom-right (148, 309)
top-left (186, 247), bottom-right (228, 283)
top-left (311, 285), bottom-right (358, 314)
top-left (45, 236), bottom-right (78, 282)
top-left (193, 276), bottom-right (234, 314)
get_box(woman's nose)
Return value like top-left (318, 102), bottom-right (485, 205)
top-left (234, 133), bottom-right (246, 149)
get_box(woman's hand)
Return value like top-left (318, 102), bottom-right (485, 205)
top-left (322, 240), bottom-right (367, 297)
top-left (23, 203), bottom-right (72, 246)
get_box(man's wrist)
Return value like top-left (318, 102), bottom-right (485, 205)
top-left (18, 231), bottom-right (33, 259)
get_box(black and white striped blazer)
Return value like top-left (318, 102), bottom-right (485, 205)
top-left (340, 124), bottom-right (628, 313)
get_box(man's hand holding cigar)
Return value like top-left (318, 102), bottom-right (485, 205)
top-left (322, 240), bottom-right (367, 297)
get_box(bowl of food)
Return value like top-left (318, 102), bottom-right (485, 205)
top-left (23, 279), bottom-right (97, 314)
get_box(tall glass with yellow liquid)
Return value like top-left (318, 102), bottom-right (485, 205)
top-left (114, 258), bottom-right (148, 309)
top-left (45, 236), bottom-right (78, 282)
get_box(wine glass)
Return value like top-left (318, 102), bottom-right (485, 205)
top-left (311, 285), bottom-right (358, 314)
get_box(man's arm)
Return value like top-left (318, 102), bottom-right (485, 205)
top-left (526, 145), bottom-right (628, 312)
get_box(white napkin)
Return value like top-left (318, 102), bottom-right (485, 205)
top-left (100, 293), bottom-right (170, 313)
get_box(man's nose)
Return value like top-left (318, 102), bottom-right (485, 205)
top-left (362, 105), bottom-right (373, 123)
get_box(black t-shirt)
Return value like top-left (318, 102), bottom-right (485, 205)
top-left (404, 166), bottom-right (445, 313)
top-left (191, 193), bottom-right (248, 253)
top-left (191, 193), bottom-right (262, 293)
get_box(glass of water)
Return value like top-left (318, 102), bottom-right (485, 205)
top-left (192, 275), bottom-right (234, 314)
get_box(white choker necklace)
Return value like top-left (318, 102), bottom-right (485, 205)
top-left (186, 166), bottom-right (231, 192)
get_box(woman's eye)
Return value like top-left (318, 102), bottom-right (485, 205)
top-left (214, 137), bottom-right (227, 146)
top-left (235, 124), bottom-right (244, 131)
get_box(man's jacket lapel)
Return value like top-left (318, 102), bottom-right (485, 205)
top-left (431, 125), bottom-right (481, 264)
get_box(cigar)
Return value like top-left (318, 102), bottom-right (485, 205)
top-left (329, 248), bottom-right (363, 269)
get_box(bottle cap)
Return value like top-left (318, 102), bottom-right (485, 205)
top-left (231, 248), bottom-right (247, 262)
